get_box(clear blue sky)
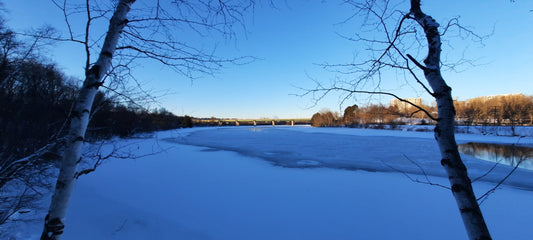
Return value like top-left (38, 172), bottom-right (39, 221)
top-left (3, 0), bottom-right (533, 119)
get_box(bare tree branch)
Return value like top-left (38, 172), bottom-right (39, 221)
top-left (0, 139), bottom-right (65, 190)
top-left (380, 155), bottom-right (450, 190)
top-left (298, 83), bottom-right (437, 121)
top-left (477, 156), bottom-right (524, 205)
top-left (75, 140), bottom-right (173, 179)
top-left (306, 1), bottom-right (493, 238)
top-left (40, 1), bottom-right (257, 238)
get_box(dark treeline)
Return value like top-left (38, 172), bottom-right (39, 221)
top-left (0, 17), bottom-right (192, 226)
top-left (0, 22), bottom-right (191, 167)
top-left (88, 96), bottom-right (193, 139)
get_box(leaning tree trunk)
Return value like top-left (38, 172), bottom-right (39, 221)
top-left (41, 1), bottom-right (135, 239)
top-left (409, 1), bottom-right (492, 239)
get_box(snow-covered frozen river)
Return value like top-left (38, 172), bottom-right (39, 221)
top-left (8, 126), bottom-right (533, 239)
top-left (167, 126), bottom-right (533, 190)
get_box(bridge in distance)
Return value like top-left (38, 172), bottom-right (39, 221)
top-left (193, 118), bottom-right (311, 127)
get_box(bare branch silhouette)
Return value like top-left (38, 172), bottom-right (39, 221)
top-left (380, 155), bottom-right (450, 190)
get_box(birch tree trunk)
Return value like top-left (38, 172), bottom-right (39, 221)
top-left (409, 1), bottom-right (492, 239)
top-left (40, 1), bottom-right (135, 239)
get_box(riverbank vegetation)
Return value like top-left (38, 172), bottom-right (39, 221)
top-left (311, 94), bottom-right (533, 131)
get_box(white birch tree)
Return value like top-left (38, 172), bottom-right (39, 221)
top-left (304, 0), bottom-right (492, 239)
top-left (408, 1), bottom-right (491, 239)
top-left (40, 0), bottom-right (255, 239)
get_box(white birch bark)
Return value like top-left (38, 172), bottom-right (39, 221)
top-left (40, 1), bottom-right (135, 239)
top-left (409, 1), bottom-right (492, 239)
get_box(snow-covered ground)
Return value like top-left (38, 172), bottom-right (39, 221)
top-left (4, 126), bottom-right (533, 239)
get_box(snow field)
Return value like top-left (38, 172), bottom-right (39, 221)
top-left (66, 143), bottom-right (468, 239)
top-left (6, 126), bottom-right (533, 239)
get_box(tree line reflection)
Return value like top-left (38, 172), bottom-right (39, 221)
top-left (458, 142), bottom-right (533, 170)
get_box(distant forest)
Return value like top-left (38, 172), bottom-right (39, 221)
top-left (311, 94), bottom-right (533, 128)
top-left (0, 23), bottom-right (192, 164)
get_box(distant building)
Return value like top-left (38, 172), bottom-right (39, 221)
top-left (390, 98), bottom-right (422, 112)
top-left (465, 93), bottom-right (521, 105)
